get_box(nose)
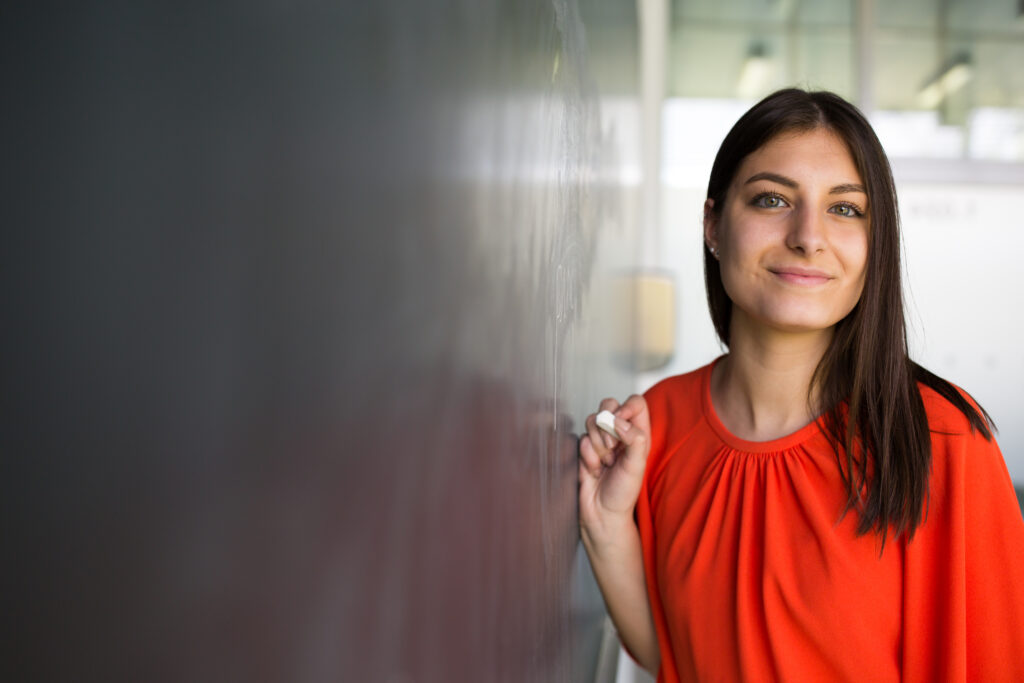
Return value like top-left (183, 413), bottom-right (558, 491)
top-left (785, 204), bottom-right (827, 255)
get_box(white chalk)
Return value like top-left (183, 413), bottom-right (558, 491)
top-left (595, 410), bottom-right (620, 440)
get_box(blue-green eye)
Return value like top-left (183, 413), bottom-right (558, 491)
top-left (831, 203), bottom-right (865, 218)
top-left (753, 192), bottom-right (787, 208)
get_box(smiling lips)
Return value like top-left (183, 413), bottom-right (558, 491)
top-left (769, 267), bottom-right (833, 286)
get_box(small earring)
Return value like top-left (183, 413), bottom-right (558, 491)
top-left (710, 245), bottom-right (719, 259)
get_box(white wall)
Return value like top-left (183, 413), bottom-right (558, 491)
top-left (901, 183), bottom-right (1024, 478)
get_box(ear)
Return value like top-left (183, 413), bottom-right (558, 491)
top-left (702, 198), bottom-right (718, 252)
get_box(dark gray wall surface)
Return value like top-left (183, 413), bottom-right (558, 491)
top-left (3, 2), bottom-right (640, 681)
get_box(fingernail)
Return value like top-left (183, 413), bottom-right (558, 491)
top-left (616, 417), bottom-right (631, 432)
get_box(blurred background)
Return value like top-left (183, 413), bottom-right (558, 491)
top-left (1, 1), bottom-right (1021, 682)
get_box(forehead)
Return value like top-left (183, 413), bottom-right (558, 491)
top-left (733, 128), bottom-right (863, 185)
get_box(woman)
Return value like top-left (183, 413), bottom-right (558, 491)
top-left (578, 89), bottom-right (1024, 681)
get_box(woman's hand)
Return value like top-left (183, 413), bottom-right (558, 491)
top-left (577, 395), bottom-right (661, 673)
top-left (578, 394), bottom-right (651, 540)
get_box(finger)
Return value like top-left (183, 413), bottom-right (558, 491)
top-left (594, 410), bottom-right (619, 449)
top-left (578, 434), bottom-right (605, 477)
top-left (615, 394), bottom-right (646, 420)
top-left (578, 434), bottom-right (601, 472)
top-left (615, 394), bottom-right (651, 433)
top-left (597, 398), bottom-right (622, 449)
top-left (600, 427), bottom-right (616, 451)
top-left (578, 460), bottom-right (596, 510)
top-left (584, 413), bottom-right (615, 467)
top-left (613, 415), bottom-right (649, 477)
top-left (578, 460), bottom-right (595, 491)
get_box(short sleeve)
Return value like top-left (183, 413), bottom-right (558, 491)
top-left (903, 420), bottom-right (1024, 681)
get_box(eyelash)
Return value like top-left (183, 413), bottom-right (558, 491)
top-left (750, 191), bottom-right (866, 218)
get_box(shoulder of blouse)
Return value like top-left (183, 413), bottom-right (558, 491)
top-left (917, 379), bottom-right (988, 438)
top-left (642, 362), bottom-right (715, 463)
top-left (644, 363), bottom-right (710, 420)
top-left (916, 380), bottom-right (1007, 500)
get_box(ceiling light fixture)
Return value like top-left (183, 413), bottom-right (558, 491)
top-left (916, 53), bottom-right (972, 109)
top-left (737, 44), bottom-right (772, 99)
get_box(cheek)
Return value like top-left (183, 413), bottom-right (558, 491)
top-left (842, 233), bottom-right (870, 286)
top-left (720, 226), bottom-right (776, 285)
top-left (717, 224), bottom-right (775, 302)
top-left (718, 251), bottom-right (767, 310)
top-left (837, 233), bottom-right (870, 311)
top-left (720, 221), bottom-right (772, 269)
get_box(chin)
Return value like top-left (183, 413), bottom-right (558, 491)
top-left (773, 320), bottom-right (841, 334)
top-left (752, 306), bottom-right (847, 334)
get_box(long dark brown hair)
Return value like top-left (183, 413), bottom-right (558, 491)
top-left (704, 88), bottom-right (994, 542)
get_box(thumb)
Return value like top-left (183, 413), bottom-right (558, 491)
top-left (613, 415), bottom-right (648, 475)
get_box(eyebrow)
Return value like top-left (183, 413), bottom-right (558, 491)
top-left (744, 171), bottom-right (866, 195)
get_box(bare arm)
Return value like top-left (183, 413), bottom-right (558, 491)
top-left (581, 512), bottom-right (659, 672)
top-left (579, 395), bottom-right (660, 674)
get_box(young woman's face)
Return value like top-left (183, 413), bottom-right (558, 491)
top-left (704, 127), bottom-right (870, 337)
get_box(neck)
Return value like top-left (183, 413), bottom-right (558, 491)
top-left (712, 312), bottom-right (833, 441)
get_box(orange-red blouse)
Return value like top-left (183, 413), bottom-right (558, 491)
top-left (636, 359), bottom-right (1024, 681)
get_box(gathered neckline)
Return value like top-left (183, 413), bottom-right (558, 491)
top-left (701, 355), bottom-right (825, 454)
